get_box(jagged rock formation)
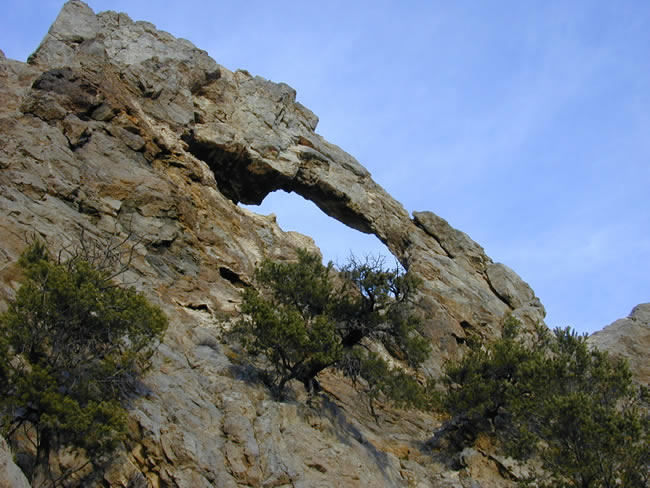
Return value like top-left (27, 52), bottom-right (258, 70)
top-left (589, 303), bottom-right (650, 385)
top-left (0, 2), bottom-right (549, 486)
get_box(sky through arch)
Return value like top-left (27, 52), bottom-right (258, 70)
top-left (242, 191), bottom-right (391, 268)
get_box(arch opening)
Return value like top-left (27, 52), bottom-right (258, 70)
top-left (242, 190), bottom-right (391, 266)
top-left (182, 131), bottom-right (394, 265)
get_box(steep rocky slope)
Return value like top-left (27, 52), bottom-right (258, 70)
top-left (0, 2), bottom-right (551, 486)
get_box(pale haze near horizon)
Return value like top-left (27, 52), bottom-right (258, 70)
top-left (1, 1), bottom-right (648, 335)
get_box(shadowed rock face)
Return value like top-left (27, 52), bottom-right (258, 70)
top-left (0, 1), bottom-right (547, 486)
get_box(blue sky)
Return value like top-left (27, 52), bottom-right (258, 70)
top-left (2, 1), bottom-right (648, 334)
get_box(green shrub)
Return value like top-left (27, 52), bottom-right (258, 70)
top-left (343, 349), bottom-right (436, 414)
top-left (0, 240), bottom-right (168, 485)
top-left (233, 249), bottom-right (431, 406)
top-left (442, 317), bottom-right (649, 487)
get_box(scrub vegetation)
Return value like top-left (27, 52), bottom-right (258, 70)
top-left (232, 249), bottom-right (433, 408)
top-left (0, 239), bottom-right (168, 487)
top-left (442, 316), bottom-right (649, 488)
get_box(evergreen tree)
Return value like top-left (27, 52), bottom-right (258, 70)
top-left (0, 240), bottom-right (168, 486)
top-left (234, 249), bottom-right (431, 407)
top-left (442, 317), bottom-right (649, 487)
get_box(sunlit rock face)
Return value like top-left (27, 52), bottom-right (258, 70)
top-left (0, 1), bottom-right (549, 486)
top-left (590, 303), bottom-right (650, 386)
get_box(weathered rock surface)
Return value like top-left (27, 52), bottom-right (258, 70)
top-left (0, 435), bottom-right (31, 488)
top-left (590, 303), bottom-right (650, 385)
top-left (0, 1), bottom-right (550, 486)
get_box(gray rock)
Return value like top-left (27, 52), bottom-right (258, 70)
top-left (0, 435), bottom-right (30, 488)
top-left (486, 262), bottom-right (534, 309)
top-left (413, 211), bottom-right (491, 274)
top-left (28, 0), bottom-right (99, 68)
top-left (630, 303), bottom-right (650, 323)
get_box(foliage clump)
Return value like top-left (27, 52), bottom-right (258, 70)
top-left (442, 316), bottom-right (649, 488)
top-left (0, 240), bottom-right (168, 486)
top-left (233, 249), bottom-right (432, 408)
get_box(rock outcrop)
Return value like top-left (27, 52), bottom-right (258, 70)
top-left (0, 1), bottom-right (548, 486)
top-left (0, 435), bottom-right (31, 488)
top-left (590, 303), bottom-right (650, 385)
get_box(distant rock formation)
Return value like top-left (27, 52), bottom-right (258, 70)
top-left (590, 303), bottom-right (650, 385)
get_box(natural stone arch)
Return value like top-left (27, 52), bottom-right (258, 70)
top-left (183, 124), bottom-right (402, 255)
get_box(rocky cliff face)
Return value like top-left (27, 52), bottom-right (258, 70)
top-left (0, 2), bottom-right (550, 486)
